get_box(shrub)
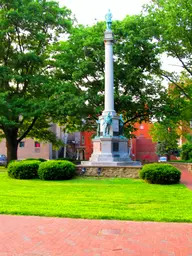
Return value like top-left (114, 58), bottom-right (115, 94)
top-left (139, 163), bottom-right (181, 185)
top-left (181, 143), bottom-right (192, 160)
top-left (38, 160), bottom-right (76, 180)
top-left (8, 160), bottom-right (41, 179)
top-left (57, 157), bottom-right (74, 161)
top-left (57, 157), bottom-right (80, 165)
top-left (25, 158), bottom-right (47, 162)
top-left (189, 151), bottom-right (192, 160)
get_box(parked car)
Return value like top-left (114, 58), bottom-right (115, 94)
top-left (0, 154), bottom-right (7, 166)
top-left (158, 156), bottom-right (167, 162)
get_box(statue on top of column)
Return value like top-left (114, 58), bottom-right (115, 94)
top-left (105, 9), bottom-right (112, 31)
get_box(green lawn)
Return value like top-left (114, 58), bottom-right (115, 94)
top-left (0, 166), bottom-right (6, 172)
top-left (0, 171), bottom-right (192, 222)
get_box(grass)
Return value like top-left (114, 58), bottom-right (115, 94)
top-left (0, 171), bottom-right (192, 222)
top-left (0, 166), bottom-right (6, 172)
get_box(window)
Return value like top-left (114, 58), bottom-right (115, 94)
top-left (81, 136), bottom-right (85, 145)
top-left (140, 125), bottom-right (144, 130)
top-left (19, 141), bottom-right (25, 148)
top-left (34, 141), bottom-right (40, 148)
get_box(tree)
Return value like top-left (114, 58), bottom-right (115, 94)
top-left (54, 15), bottom-right (169, 135)
top-left (180, 142), bottom-right (192, 161)
top-left (144, 0), bottom-right (192, 135)
top-left (146, 0), bottom-right (192, 100)
top-left (150, 122), bottom-right (180, 159)
top-left (0, 0), bottom-right (86, 162)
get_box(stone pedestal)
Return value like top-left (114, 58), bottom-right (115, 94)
top-left (88, 137), bottom-right (132, 166)
top-left (82, 114), bottom-right (137, 166)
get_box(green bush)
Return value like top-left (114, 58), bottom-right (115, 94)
top-left (189, 151), bottom-right (192, 160)
top-left (139, 163), bottom-right (181, 185)
top-left (57, 157), bottom-right (74, 161)
top-left (181, 143), bottom-right (192, 160)
top-left (57, 157), bottom-right (80, 165)
top-left (38, 160), bottom-right (76, 180)
top-left (25, 158), bottom-right (47, 162)
top-left (8, 160), bottom-right (41, 179)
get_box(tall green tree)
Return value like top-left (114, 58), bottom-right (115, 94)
top-left (146, 0), bottom-right (192, 122)
top-left (150, 122), bottom-right (180, 159)
top-left (54, 15), bottom-right (169, 134)
top-left (0, 0), bottom-right (85, 162)
top-left (146, 0), bottom-right (192, 97)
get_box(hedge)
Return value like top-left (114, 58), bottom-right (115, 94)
top-left (25, 158), bottom-right (47, 162)
top-left (38, 160), bottom-right (76, 180)
top-left (139, 163), bottom-right (181, 185)
top-left (8, 160), bottom-right (41, 179)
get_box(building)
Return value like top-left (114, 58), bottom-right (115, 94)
top-left (0, 138), bottom-right (51, 160)
top-left (131, 122), bottom-right (158, 162)
top-left (0, 124), bottom-right (64, 160)
top-left (1, 121), bottom-right (179, 162)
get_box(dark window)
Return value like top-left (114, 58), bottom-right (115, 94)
top-left (34, 141), bottom-right (40, 148)
top-left (19, 141), bottom-right (25, 148)
top-left (81, 136), bottom-right (85, 145)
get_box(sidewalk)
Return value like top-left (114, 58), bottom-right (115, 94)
top-left (0, 214), bottom-right (192, 256)
top-left (0, 169), bottom-right (192, 256)
top-left (180, 168), bottom-right (192, 190)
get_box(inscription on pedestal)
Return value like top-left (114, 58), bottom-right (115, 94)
top-left (113, 142), bottom-right (119, 152)
top-left (112, 119), bottom-right (118, 131)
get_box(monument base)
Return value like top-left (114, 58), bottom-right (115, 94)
top-left (81, 137), bottom-right (141, 166)
top-left (77, 165), bottom-right (141, 178)
top-left (81, 161), bottom-right (141, 166)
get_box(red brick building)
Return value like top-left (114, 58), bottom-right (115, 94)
top-left (131, 122), bottom-right (158, 162)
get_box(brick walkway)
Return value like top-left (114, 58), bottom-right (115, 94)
top-left (0, 169), bottom-right (192, 256)
top-left (1, 215), bottom-right (192, 256)
top-left (180, 168), bottom-right (192, 190)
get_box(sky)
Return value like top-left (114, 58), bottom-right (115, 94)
top-left (59, 0), bottom-right (149, 25)
top-left (59, 0), bottom-right (182, 74)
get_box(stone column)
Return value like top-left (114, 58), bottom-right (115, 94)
top-left (103, 30), bottom-right (116, 116)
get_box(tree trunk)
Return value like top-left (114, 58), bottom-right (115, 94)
top-left (63, 133), bottom-right (68, 158)
top-left (5, 128), bottom-right (18, 163)
top-left (167, 154), bottom-right (171, 161)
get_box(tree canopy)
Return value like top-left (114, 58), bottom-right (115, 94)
top-left (0, 0), bottom-right (86, 161)
top-left (1, 0), bottom-right (191, 162)
top-left (150, 121), bottom-right (180, 159)
top-left (54, 15), bottom-right (170, 136)
top-left (146, 0), bottom-right (192, 124)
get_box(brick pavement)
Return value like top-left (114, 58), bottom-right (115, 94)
top-left (0, 169), bottom-right (192, 256)
top-left (180, 168), bottom-right (192, 190)
top-left (1, 214), bottom-right (192, 256)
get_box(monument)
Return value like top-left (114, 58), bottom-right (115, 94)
top-left (82, 10), bottom-right (140, 166)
